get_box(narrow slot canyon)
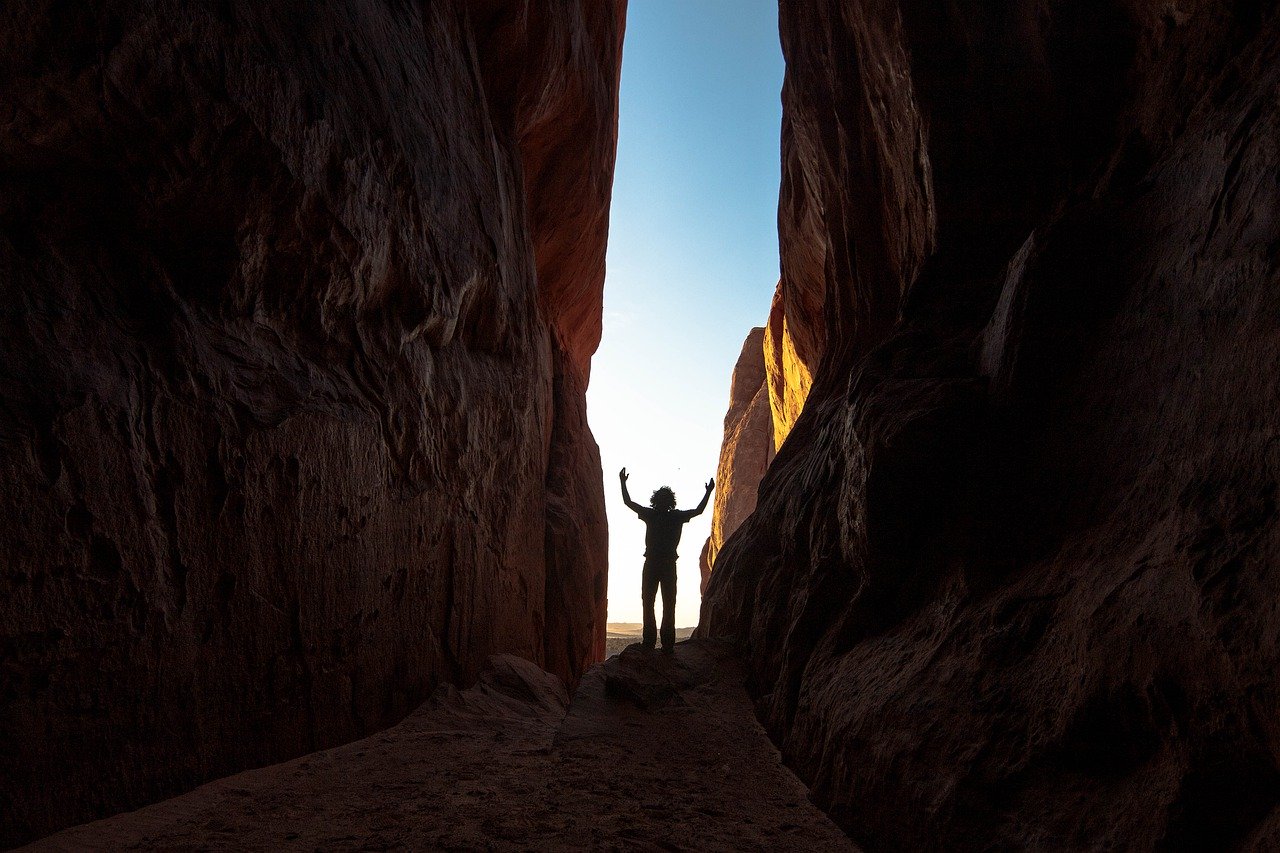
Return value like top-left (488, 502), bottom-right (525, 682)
top-left (3, 1), bottom-right (1280, 850)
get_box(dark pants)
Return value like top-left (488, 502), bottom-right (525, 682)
top-left (641, 557), bottom-right (677, 649)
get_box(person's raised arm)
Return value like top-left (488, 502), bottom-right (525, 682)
top-left (619, 468), bottom-right (646, 514)
top-left (686, 477), bottom-right (715, 518)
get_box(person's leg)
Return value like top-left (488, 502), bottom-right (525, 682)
top-left (660, 563), bottom-right (677, 651)
top-left (641, 560), bottom-right (659, 649)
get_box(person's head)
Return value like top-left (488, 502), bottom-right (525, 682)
top-left (650, 486), bottom-right (676, 511)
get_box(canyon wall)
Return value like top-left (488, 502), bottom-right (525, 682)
top-left (0, 0), bottom-right (623, 843)
top-left (763, 280), bottom-right (815, 450)
top-left (700, 291), bottom-right (812, 589)
top-left (704, 1), bottom-right (1280, 849)
top-left (699, 327), bottom-right (775, 593)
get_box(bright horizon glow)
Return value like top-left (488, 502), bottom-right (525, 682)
top-left (588, 2), bottom-right (784, 628)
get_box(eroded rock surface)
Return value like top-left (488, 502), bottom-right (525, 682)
top-left (699, 327), bottom-right (775, 592)
top-left (0, 0), bottom-right (623, 844)
top-left (763, 281), bottom-right (814, 450)
top-left (705, 2), bottom-right (1280, 849)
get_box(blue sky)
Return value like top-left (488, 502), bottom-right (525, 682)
top-left (587, 1), bottom-right (784, 627)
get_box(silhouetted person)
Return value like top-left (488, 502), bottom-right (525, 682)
top-left (619, 468), bottom-right (714, 653)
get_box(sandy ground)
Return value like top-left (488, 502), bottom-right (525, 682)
top-left (26, 640), bottom-right (855, 851)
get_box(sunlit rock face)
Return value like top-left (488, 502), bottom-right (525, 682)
top-left (704, 1), bottom-right (1280, 848)
top-left (701, 291), bottom-right (809, 592)
top-left (0, 0), bottom-right (623, 843)
top-left (699, 328), bottom-right (775, 593)
top-left (763, 281), bottom-right (815, 450)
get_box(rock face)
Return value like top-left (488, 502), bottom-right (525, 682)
top-left (763, 281), bottom-right (815, 450)
top-left (699, 327), bottom-right (775, 593)
top-left (0, 0), bottom-right (623, 844)
top-left (704, 2), bottom-right (1280, 849)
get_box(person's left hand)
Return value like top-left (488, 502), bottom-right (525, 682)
top-left (705, 478), bottom-right (715, 492)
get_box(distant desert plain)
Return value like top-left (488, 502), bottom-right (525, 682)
top-left (604, 624), bottom-right (696, 658)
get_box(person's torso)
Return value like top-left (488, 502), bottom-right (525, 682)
top-left (643, 510), bottom-right (688, 558)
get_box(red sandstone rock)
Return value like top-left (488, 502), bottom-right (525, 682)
top-left (699, 328), bottom-right (775, 594)
top-left (705, 1), bottom-right (1280, 849)
top-left (762, 282), bottom-right (815, 450)
top-left (0, 0), bottom-right (623, 844)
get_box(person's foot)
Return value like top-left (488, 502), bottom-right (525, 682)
top-left (641, 641), bottom-right (656, 652)
top-left (660, 645), bottom-right (674, 655)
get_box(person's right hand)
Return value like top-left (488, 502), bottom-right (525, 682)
top-left (619, 467), bottom-right (628, 482)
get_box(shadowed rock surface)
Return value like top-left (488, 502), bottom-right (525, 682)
top-left (24, 644), bottom-right (856, 852)
top-left (0, 0), bottom-right (623, 843)
top-left (704, 2), bottom-right (1280, 849)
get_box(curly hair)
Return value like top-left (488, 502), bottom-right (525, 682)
top-left (649, 486), bottom-right (676, 510)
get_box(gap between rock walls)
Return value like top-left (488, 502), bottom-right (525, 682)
top-left (4, 1), bottom-right (1280, 850)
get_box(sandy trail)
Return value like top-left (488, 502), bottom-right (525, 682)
top-left (27, 640), bottom-right (854, 851)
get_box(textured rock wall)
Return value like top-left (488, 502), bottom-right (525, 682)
top-left (763, 280), bottom-right (814, 450)
top-left (705, 1), bottom-right (1280, 849)
top-left (699, 328), bottom-right (775, 593)
top-left (0, 0), bottom-right (623, 843)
